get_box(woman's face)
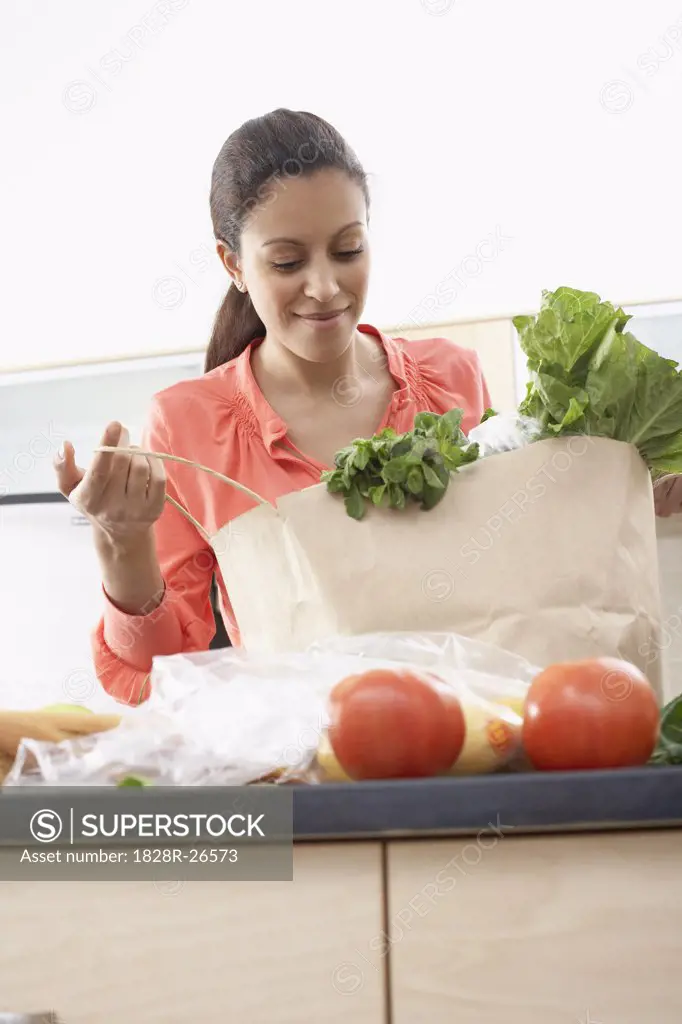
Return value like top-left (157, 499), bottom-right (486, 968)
top-left (222, 168), bottom-right (370, 363)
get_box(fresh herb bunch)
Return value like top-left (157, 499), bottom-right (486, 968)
top-left (320, 408), bottom-right (480, 521)
top-left (515, 286), bottom-right (682, 475)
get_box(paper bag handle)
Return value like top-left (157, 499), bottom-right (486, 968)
top-left (93, 445), bottom-right (273, 543)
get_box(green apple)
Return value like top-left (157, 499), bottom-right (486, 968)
top-left (117, 775), bottom-right (151, 787)
top-left (42, 703), bottom-right (94, 714)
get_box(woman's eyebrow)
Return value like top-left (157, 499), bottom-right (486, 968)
top-left (262, 221), bottom-right (363, 248)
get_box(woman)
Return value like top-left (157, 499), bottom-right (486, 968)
top-left (54, 108), bottom-right (681, 707)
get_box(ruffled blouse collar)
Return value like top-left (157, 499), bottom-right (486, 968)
top-left (232, 323), bottom-right (425, 452)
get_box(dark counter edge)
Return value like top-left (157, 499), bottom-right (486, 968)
top-left (2, 766), bottom-right (680, 842)
top-left (291, 766), bottom-right (682, 841)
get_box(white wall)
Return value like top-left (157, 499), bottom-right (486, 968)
top-left (1, 0), bottom-right (681, 713)
top-left (2, 0), bottom-right (682, 371)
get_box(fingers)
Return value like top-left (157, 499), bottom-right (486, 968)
top-left (653, 478), bottom-right (671, 516)
top-left (654, 474), bottom-right (682, 517)
top-left (55, 419), bottom-right (167, 535)
top-left (667, 476), bottom-right (682, 516)
top-left (82, 419), bottom-right (122, 491)
top-left (86, 422), bottom-right (126, 488)
top-left (79, 422), bottom-right (132, 508)
top-left (105, 425), bottom-right (135, 494)
top-left (125, 444), bottom-right (154, 503)
top-left (146, 449), bottom-right (167, 516)
top-left (53, 440), bottom-right (85, 499)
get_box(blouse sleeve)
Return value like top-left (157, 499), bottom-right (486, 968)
top-left (91, 397), bottom-right (217, 707)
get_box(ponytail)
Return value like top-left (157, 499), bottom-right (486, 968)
top-left (204, 283), bottom-right (265, 373)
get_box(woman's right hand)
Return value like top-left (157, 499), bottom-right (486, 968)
top-left (53, 421), bottom-right (167, 547)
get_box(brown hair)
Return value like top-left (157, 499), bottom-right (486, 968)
top-left (204, 108), bottom-right (370, 373)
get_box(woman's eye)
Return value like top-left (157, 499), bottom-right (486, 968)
top-left (271, 248), bottom-right (364, 272)
top-left (336, 248), bottom-right (364, 259)
top-left (271, 260), bottom-right (301, 271)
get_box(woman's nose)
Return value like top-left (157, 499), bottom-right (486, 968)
top-left (302, 266), bottom-right (341, 303)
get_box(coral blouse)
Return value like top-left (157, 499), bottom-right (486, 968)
top-left (93, 325), bottom-right (492, 705)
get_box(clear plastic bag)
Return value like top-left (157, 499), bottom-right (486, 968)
top-left (2, 632), bottom-right (539, 787)
top-left (468, 412), bottom-right (543, 457)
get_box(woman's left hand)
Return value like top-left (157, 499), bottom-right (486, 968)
top-left (654, 474), bottom-right (682, 517)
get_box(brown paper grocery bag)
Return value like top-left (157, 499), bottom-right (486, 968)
top-left (105, 437), bottom-right (664, 699)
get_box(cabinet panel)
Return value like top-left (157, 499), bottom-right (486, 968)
top-left (0, 842), bottom-right (385, 1024)
top-left (656, 516), bottom-right (682, 702)
top-left (388, 830), bottom-right (682, 1024)
top-left (396, 319), bottom-right (517, 413)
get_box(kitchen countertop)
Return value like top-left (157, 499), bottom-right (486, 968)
top-left (291, 765), bottom-right (682, 841)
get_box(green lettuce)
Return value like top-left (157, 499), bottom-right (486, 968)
top-left (516, 286), bottom-right (682, 475)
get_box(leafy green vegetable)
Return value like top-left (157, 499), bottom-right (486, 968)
top-left (649, 694), bottom-right (682, 765)
top-left (320, 409), bottom-right (480, 520)
top-left (322, 283), bottom-right (682, 520)
top-left (515, 286), bottom-right (682, 475)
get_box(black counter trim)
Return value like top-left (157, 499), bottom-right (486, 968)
top-left (291, 766), bottom-right (682, 840)
top-left (0, 492), bottom-right (67, 505)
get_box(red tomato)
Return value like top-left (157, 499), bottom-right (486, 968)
top-left (328, 668), bottom-right (466, 780)
top-left (522, 657), bottom-right (660, 771)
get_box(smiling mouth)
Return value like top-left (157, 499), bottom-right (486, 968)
top-left (296, 308), bottom-right (349, 320)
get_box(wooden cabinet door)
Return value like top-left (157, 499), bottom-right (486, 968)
top-left (387, 830), bottom-right (682, 1024)
top-left (396, 319), bottom-right (518, 412)
top-left (656, 515), bottom-right (682, 703)
top-left (0, 842), bottom-right (385, 1024)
